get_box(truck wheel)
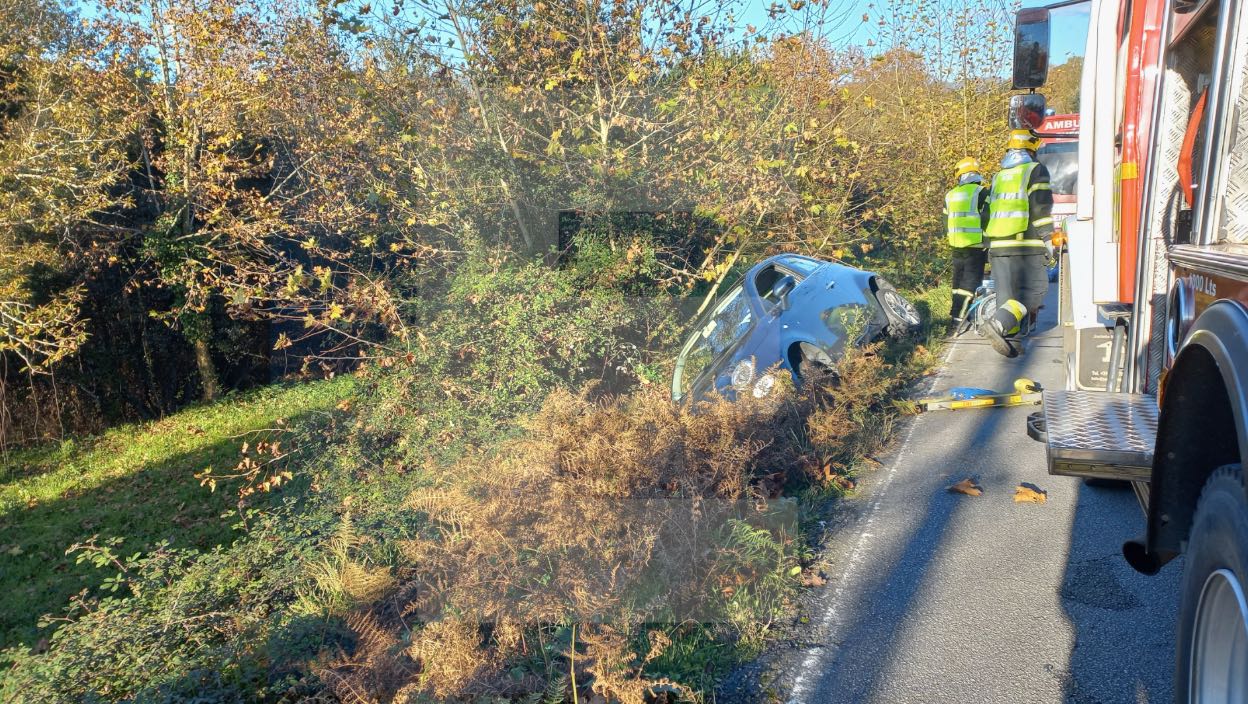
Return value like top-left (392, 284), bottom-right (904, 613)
top-left (1176, 464), bottom-right (1248, 703)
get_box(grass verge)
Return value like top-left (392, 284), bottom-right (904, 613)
top-left (0, 378), bottom-right (354, 650)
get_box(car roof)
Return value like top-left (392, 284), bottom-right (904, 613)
top-left (745, 253), bottom-right (835, 279)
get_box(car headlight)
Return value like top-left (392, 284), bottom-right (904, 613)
top-left (731, 357), bottom-right (755, 387)
top-left (752, 373), bottom-right (776, 398)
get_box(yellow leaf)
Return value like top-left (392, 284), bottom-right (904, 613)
top-left (947, 478), bottom-right (982, 496)
top-left (327, 303), bottom-right (345, 321)
top-left (1014, 484), bottom-right (1048, 504)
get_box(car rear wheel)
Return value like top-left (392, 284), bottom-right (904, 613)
top-left (1177, 464), bottom-right (1248, 703)
top-left (875, 281), bottom-right (920, 337)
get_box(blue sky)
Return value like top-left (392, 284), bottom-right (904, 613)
top-left (1040, 2), bottom-right (1092, 66)
top-left (70, 0), bottom-right (1091, 74)
top-left (732, 0), bottom-right (1090, 68)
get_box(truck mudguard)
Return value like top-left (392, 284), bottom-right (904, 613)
top-left (1147, 299), bottom-right (1248, 559)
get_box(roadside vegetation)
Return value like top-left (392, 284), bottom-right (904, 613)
top-left (2, 276), bottom-right (948, 701)
top-left (1, 0), bottom-right (1012, 698)
top-left (0, 377), bottom-right (354, 650)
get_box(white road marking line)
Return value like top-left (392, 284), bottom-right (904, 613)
top-left (786, 337), bottom-right (960, 704)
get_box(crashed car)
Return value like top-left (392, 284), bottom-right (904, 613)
top-left (671, 254), bottom-right (919, 403)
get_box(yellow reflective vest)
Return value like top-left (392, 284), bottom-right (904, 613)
top-left (944, 183), bottom-right (985, 248)
top-left (986, 162), bottom-right (1051, 250)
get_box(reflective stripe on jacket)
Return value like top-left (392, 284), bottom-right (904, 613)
top-left (944, 183), bottom-right (985, 248)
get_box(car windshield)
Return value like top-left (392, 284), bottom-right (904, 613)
top-left (1037, 141), bottom-right (1078, 195)
top-left (673, 284), bottom-right (754, 400)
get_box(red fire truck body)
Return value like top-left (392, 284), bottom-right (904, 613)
top-left (1019, 0), bottom-right (1248, 696)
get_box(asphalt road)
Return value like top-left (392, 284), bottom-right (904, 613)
top-left (770, 289), bottom-right (1182, 704)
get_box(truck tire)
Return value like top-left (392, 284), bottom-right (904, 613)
top-left (1176, 463), bottom-right (1248, 703)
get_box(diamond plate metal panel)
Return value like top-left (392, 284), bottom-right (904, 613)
top-left (1043, 391), bottom-right (1158, 473)
top-left (1144, 45), bottom-right (1203, 393)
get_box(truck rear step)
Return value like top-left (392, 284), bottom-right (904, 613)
top-left (1042, 390), bottom-right (1158, 482)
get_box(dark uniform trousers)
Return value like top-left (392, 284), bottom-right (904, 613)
top-left (950, 247), bottom-right (987, 320)
top-left (989, 251), bottom-right (1049, 334)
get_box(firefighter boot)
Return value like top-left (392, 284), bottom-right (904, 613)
top-left (979, 318), bottom-right (1019, 358)
top-left (981, 299), bottom-right (1027, 358)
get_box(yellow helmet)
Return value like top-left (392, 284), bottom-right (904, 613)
top-left (954, 156), bottom-right (981, 179)
top-left (1007, 129), bottom-right (1042, 152)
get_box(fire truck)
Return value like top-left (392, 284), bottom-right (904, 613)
top-left (1036, 113), bottom-right (1080, 225)
top-left (1016, 0), bottom-right (1248, 697)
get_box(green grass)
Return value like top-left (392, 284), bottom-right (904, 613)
top-left (0, 378), bottom-right (354, 649)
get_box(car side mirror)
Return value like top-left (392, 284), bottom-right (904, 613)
top-left (771, 275), bottom-right (796, 310)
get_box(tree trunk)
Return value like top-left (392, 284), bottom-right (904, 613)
top-left (193, 337), bottom-right (220, 402)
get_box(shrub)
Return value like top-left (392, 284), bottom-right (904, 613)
top-left (316, 380), bottom-right (825, 702)
top-left (350, 257), bottom-right (680, 466)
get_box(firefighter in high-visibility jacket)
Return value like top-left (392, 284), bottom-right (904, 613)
top-left (979, 130), bottom-right (1055, 358)
top-left (944, 157), bottom-right (989, 326)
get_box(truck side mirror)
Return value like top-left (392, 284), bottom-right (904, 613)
top-left (1013, 8), bottom-right (1051, 90)
top-left (1009, 93), bottom-right (1048, 130)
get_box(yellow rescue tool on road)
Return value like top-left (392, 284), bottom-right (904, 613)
top-left (911, 378), bottom-right (1042, 413)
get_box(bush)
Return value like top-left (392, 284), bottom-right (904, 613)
top-left (350, 256), bottom-right (680, 466)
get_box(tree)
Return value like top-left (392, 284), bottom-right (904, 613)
top-left (0, 0), bottom-right (137, 375)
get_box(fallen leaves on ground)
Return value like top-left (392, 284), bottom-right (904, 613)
top-left (1014, 484), bottom-right (1047, 504)
top-left (801, 571), bottom-right (828, 587)
top-left (947, 477), bottom-right (983, 496)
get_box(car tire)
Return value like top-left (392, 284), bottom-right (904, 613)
top-left (875, 281), bottom-right (920, 338)
top-left (1176, 463), bottom-right (1248, 703)
top-left (796, 342), bottom-right (839, 383)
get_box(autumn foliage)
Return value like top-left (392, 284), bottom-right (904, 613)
top-left (1, 0), bottom-right (1013, 445)
top-left (313, 343), bottom-right (904, 702)
top-left (3, 0), bottom-right (1014, 698)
